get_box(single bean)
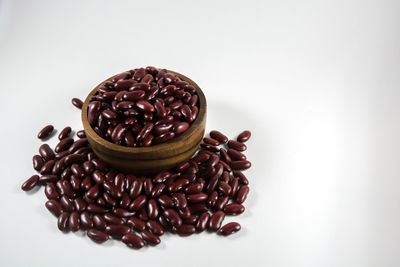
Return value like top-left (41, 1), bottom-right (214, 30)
top-left (37, 125), bottom-right (54, 139)
top-left (71, 98), bottom-right (83, 109)
top-left (209, 211), bottom-right (225, 231)
top-left (21, 175), bottom-right (39, 191)
top-left (87, 229), bottom-right (109, 243)
top-left (122, 233), bottom-right (145, 249)
top-left (210, 130), bottom-right (228, 144)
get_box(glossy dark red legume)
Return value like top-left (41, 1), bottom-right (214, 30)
top-left (37, 125), bottom-right (54, 139)
top-left (224, 204), bottom-right (245, 215)
top-left (87, 229), bottom-right (109, 243)
top-left (219, 222), bottom-right (241, 236)
top-left (237, 130), bottom-right (251, 143)
top-left (58, 127), bottom-right (72, 140)
top-left (72, 98), bottom-right (83, 109)
top-left (57, 212), bottom-right (69, 231)
top-left (210, 130), bottom-right (228, 144)
top-left (141, 230), bottom-right (161, 245)
top-left (227, 140), bottom-right (247, 152)
top-left (209, 211), bottom-right (225, 231)
top-left (122, 233), bottom-right (145, 249)
top-left (21, 175), bottom-right (39, 191)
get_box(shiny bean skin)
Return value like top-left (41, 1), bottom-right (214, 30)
top-left (57, 212), bottom-right (69, 231)
top-left (93, 214), bottom-right (107, 230)
top-left (219, 222), bottom-right (241, 236)
top-left (40, 160), bottom-right (55, 175)
top-left (88, 101), bottom-right (101, 125)
top-left (172, 193), bottom-right (187, 210)
top-left (224, 204), bottom-right (245, 215)
top-left (172, 121), bottom-right (189, 134)
top-left (32, 155), bottom-right (44, 171)
top-left (230, 178), bottom-right (240, 197)
top-left (76, 130), bottom-right (86, 138)
top-left (184, 183), bottom-right (203, 194)
top-left (150, 183), bottom-right (165, 198)
top-left (230, 160), bottom-right (252, 171)
top-left (69, 211), bottom-right (80, 232)
top-left (37, 125), bottom-right (54, 139)
top-left (210, 130), bottom-right (228, 144)
top-left (55, 137), bottom-right (74, 153)
top-left (203, 137), bottom-right (220, 146)
top-left (71, 98), bottom-right (83, 109)
top-left (129, 195), bottom-right (147, 211)
top-left (39, 144), bottom-right (55, 161)
top-left (87, 204), bottom-right (109, 214)
top-left (237, 130), bottom-right (251, 143)
top-left (163, 209), bottom-right (182, 227)
top-left (236, 185), bottom-right (249, 204)
top-left (39, 174), bottom-right (58, 184)
top-left (209, 211), bottom-right (225, 231)
top-left (58, 127), bottom-right (72, 140)
top-left (207, 191), bottom-right (218, 208)
top-left (153, 131), bottom-right (175, 144)
top-left (227, 140), bottom-right (247, 152)
top-left (106, 225), bottom-right (131, 239)
top-left (136, 100), bottom-right (155, 113)
top-left (45, 183), bottom-right (59, 200)
top-left (74, 198), bottom-right (87, 212)
top-left (104, 213), bottom-right (124, 225)
top-left (45, 200), bottom-right (62, 217)
top-left (218, 181), bottom-right (232, 196)
top-left (127, 217), bottom-right (146, 232)
top-left (80, 211), bottom-right (93, 229)
top-left (87, 229), bottom-right (109, 243)
top-left (92, 170), bottom-right (105, 184)
top-left (174, 224), bottom-right (196, 236)
top-left (157, 195), bottom-right (174, 208)
top-left (147, 199), bottom-right (159, 219)
top-left (141, 230), bottom-right (161, 245)
top-left (196, 212), bottom-right (210, 232)
top-left (122, 233), bottom-right (145, 249)
top-left (21, 175), bottom-right (39, 191)
top-left (187, 193), bottom-right (208, 203)
top-left (146, 220), bottom-right (164, 236)
top-left (214, 196), bottom-right (229, 211)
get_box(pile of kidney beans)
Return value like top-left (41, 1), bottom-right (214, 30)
top-left (87, 67), bottom-right (199, 147)
top-left (22, 95), bottom-right (251, 250)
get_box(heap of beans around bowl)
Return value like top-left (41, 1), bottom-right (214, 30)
top-left (21, 81), bottom-right (252, 250)
top-left (88, 67), bottom-right (199, 147)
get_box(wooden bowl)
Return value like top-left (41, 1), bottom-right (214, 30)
top-left (81, 70), bottom-right (207, 175)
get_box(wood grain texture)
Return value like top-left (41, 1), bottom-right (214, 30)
top-left (81, 70), bottom-right (207, 175)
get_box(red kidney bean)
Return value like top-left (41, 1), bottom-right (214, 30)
top-left (32, 155), bottom-right (44, 171)
top-left (147, 199), bottom-right (159, 219)
top-left (183, 215), bottom-right (197, 224)
top-left (157, 194), bottom-right (174, 208)
top-left (129, 179), bottom-right (143, 198)
top-left (196, 212), bottom-right (210, 232)
top-left (219, 160), bottom-right (232, 172)
top-left (37, 125), bottom-right (54, 139)
top-left (228, 140), bottom-right (247, 152)
top-left (237, 130), bottom-right (251, 143)
top-left (103, 181), bottom-right (122, 199)
top-left (115, 79), bottom-right (136, 90)
top-left (187, 193), bottom-right (208, 203)
top-left (172, 121), bottom-right (189, 134)
top-left (74, 198), bottom-right (86, 212)
top-left (87, 204), bottom-right (109, 214)
top-left (203, 137), bottom-right (220, 146)
top-left (21, 175), bottom-right (39, 191)
top-left (236, 185), bottom-right (249, 204)
top-left (129, 195), bottom-right (147, 211)
top-left (172, 193), bottom-right (187, 210)
top-left (224, 204), bottom-right (245, 215)
top-left (146, 220), bottom-right (164, 235)
top-left (61, 180), bottom-right (76, 198)
top-left (230, 178), bottom-right (240, 197)
top-left (105, 225), bottom-right (130, 239)
top-left (69, 211), bottom-right (80, 232)
top-left (218, 181), bottom-right (232, 196)
top-left (189, 204), bottom-right (208, 214)
top-left (57, 212), bottom-right (69, 231)
top-left (136, 122), bottom-right (154, 142)
top-left (207, 154), bottom-right (219, 168)
top-left (200, 143), bottom-right (219, 152)
top-left (210, 130), bottom-right (228, 144)
top-left (150, 183), bottom-right (165, 198)
top-left (86, 184), bottom-right (100, 200)
top-left (91, 170), bottom-right (105, 184)
top-left (80, 176), bottom-right (92, 191)
top-left (70, 164), bottom-right (85, 178)
top-left (219, 222), bottom-right (241, 236)
top-left (64, 154), bottom-right (85, 166)
top-left (88, 101), bottom-right (101, 125)
top-left (68, 139), bottom-right (89, 154)
top-left (58, 127), bottom-right (71, 140)
top-left (233, 171), bottom-right (249, 185)
top-left (163, 209), bottom-right (182, 227)
top-left (45, 183), bottom-right (59, 200)
top-left (122, 233), bottom-right (145, 249)
top-left (60, 195), bottom-right (75, 212)
top-left (141, 230), bottom-right (161, 245)
top-left (87, 229), bottom-right (109, 243)
top-left (127, 217), bottom-right (145, 232)
top-left (135, 100), bottom-right (154, 113)
top-left (103, 213), bottom-right (124, 225)
top-left (209, 211), bottom-right (225, 231)
top-left (45, 200), bottom-right (62, 217)
top-left (39, 174), bottom-right (58, 184)
top-left (80, 211), bottom-right (93, 229)
top-left (39, 144), bottom-right (55, 161)
top-left (206, 191), bottom-right (218, 208)
top-left (174, 224), bottom-right (196, 236)
top-left (40, 160), bottom-right (55, 174)
top-left (214, 196), bottom-right (229, 211)
top-left (230, 160), bottom-right (251, 171)
top-left (72, 98), bottom-right (83, 109)
top-left (54, 138), bottom-right (73, 153)
top-left (184, 183), bottom-right (202, 195)
top-left (93, 214), bottom-right (107, 230)
top-left (153, 131), bottom-right (175, 144)
top-left (76, 130), bottom-right (86, 138)
top-left (168, 178), bottom-right (189, 193)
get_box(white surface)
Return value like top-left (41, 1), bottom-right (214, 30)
top-left (1, 0), bottom-right (400, 266)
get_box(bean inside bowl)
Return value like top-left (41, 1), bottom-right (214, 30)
top-left (82, 68), bottom-right (207, 174)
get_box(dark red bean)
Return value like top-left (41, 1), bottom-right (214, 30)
top-left (39, 144), bottom-right (55, 161)
top-left (64, 154), bottom-right (85, 166)
top-left (234, 171), bottom-right (249, 185)
top-left (218, 181), bottom-right (232, 196)
top-left (80, 211), bottom-right (93, 229)
top-left (230, 178), bottom-right (240, 197)
top-left (209, 211), bottom-right (225, 231)
top-left (21, 175), bottom-right (39, 191)
top-left (45, 200), bottom-right (62, 217)
top-left (129, 195), bottom-right (147, 211)
top-left (185, 183), bottom-right (202, 194)
top-left (136, 100), bottom-right (155, 112)
top-left (88, 101), bottom-right (101, 125)
top-left (168, 178), bottom-right (189, 193)
top-left (203, 137), bottom-right (220, 146)
top-left (237, 130), bottom-right (251, 143)
top-left (39, 174), bottom-right (58, 184)
top-left (92, 170), bottom-right (105, 184)
top-left (219, 222), bottom-right (241, 236)
top-left (87, 229), bottom-right (109, 243)
top-left (187, 193), bottom-right (208, 203)
top-left (39, 160), bottom-right (55, 175)
top-left (86, 184), bottom-right (100, 200)
top-left (37, 125), bottom-right (54, 139)
top-left (58, 127), bottom-right (72, 140)
top-left (157, 194), bottom-right (174, 208)
top-left (224, 203), bottom-right (245, 215)
top-left (115, 79), bottom-right (136, 90)
top-left (76, 130), bottom-right (86, 138)
top-left (91, 158), bottom-right (108, 172)
top-left (153, 131), bottom-right (175, 144)
top-left (214, 196), bottom-right (229, 211)
top-left (147, 199), bottom-right (159, 219)
top-left (54, 138), bottom-right (74, 153)
top-left (68, 138), bottom-right (88, 153)
top-left (200, 143), bottom-right (219, 152)
top-left (103, 181), bottom-right (122, 199)
top-left (174, 224), bottom-right (196, 236)
top-left (69, 211), bottom-right (80, 232)
top-left (230, 160), bottom-right (251, 171)
top-left (172, 121), bottom-right (189, 134)
top-left (146, 220), bottom-right (164, 235)
top-left (103, 213), bottom-right (124, 225)
top-left (141, 230), bottom-right (161, 245)
top-left (93, 214), bottom-right (107, 230)
top-left (210, 130), bottom-right (228, 144)
top-left (207, 191), bottom-right (218, 208)
top-left (207, 154), bottom-right (219, 168)
top-left (74, 198), bottom-right (87, 212)
top-left (44, 183), bottom-right (59, 200)
top-left (136, 122), bottom-right (154, 142)
top-left (122, 233), bottom-right (145, 249)
top-left (72, 98), bottom-right (83, 109)
top-left (32, 155), bottom-right (44, 172)
top-left (196, 212), bottom-right (210, 232)
top-left (129, 179), bottom-right (143, 198)
top-left (127, 217), bottom-right (146, 232)
top-left (236, 185), bottom-right (249, 204)
top-left (101, 110), bottom-right (117, 120)
top-left (57, 212), bottom-right (69, 231)
top-left (87, 204), bottom-right (109, 214)
top-left (150, 183), bottom-right (165, 198)
top-left (172, 193), bottom-right (187, 210)
top-left (228, 140), bottom-right (247, 151)
top-left (163, 209), bottom-right (182, 227)
top-left (105, 225), bottom-right (130, 239)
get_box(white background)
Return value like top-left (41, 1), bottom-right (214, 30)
top-left (0, 0), bottom-right (399, 266)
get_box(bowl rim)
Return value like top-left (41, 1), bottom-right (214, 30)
top-left (81, 69), bottom-right (207, 156)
